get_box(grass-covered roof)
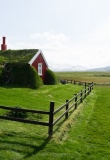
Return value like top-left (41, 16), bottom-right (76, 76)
top-left (0, 49), bottom-right (38, 65)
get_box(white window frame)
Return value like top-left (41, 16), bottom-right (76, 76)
top-left (38, 63), bottom-right (42, 75)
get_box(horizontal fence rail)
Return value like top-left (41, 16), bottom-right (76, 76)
top-left (0, 82), bottom-right (94, 137)
top-left (0, 106), bottom-right (50, 126)
top-left (0, 115), bottom-right (49, 126)
top-left (0, 105), bottom-right (50, 114)
top-left (60, 79), bottom-right (92, 87)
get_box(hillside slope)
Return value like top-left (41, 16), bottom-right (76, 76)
top-left (0, 49), bottom-right (38, 64)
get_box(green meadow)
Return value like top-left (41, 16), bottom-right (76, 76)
top-left (0, 72), bottom-right (110, 160)
top-left (56, 71), bottom-right (110, 84)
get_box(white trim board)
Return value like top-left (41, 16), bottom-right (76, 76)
top-left (28, 50), bottom-right (48, 67)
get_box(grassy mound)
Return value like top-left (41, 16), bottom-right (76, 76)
top-left (0, 63), bottom-right (43, 89)
top-left (44, 69), bottom-right (58, 85)
top-left (0, 49), bottom-right (38, 64)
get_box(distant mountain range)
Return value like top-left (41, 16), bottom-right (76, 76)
top-left (49, 64), bottom-right (110, 72)
top-left (49, 65), bottom-right (88, 72)
top-left (88, 66), bottom-right (110, 72)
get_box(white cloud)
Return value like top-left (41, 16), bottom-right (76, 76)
top-left (30, 32), bottom-right (69, 42)
top-left (7, 29), bottom-right (110, 70)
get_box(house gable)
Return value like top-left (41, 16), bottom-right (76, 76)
top-left (29, 50), bottom-right (48, 67)
top-left (29, 50), bottom-right (48, 81)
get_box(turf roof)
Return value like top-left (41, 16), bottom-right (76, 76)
top-left (0, 49), bottom-right (38, 64)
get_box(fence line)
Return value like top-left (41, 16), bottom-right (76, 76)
top-left (0, 106), bottom-right (50, 126)
top-left (60, 79), bottom-right (92, 87)
top-left (50, 82), bottom-right (93, 134)
top-left (0, 82), bottom-right (94, 137)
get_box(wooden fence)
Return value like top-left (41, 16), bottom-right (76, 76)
top-left (60, 79), bottom-right (91, 87)
top-left (0, 82), bottom-right (93, 137)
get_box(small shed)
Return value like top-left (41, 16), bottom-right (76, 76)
top-left (0, 49), bottom-right (48, 81)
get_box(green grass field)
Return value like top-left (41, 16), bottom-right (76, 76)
top-left (0, 72), bottom-right (110, 160)
top-left (56, 71), bottom-right (110, 85)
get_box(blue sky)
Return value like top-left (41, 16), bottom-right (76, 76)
top-left (0, 0), bottom-right (110, 69)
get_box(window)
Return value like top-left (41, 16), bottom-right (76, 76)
top-left (38, 63), bottom-right (42, 75)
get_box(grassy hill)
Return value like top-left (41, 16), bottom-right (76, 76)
top-left (0, 85), bottom-right (110, 159)
top-left (0, 49), bottom-right (38, 65)
top-left (0, 72), bottom-right (110, 159)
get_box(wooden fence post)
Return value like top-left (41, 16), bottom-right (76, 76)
top-left (85, 82), bottom-right (86, 88)
top-left (80, 90), bottom-right (83, 103)
top-left (90, 84), bottom-right (92, 92)
top-left (84, 88), bottom-right (86, 98)
top-left (75, 94), bottom-right (77, 109)
top-left (88, 86), bottom-right (90, 94)
top-left (65, 100), bottom-right (69, 119)
top-left (92, 82), bottom-right (94, 90)
top-left (48, 101), bottom-right (54, 137)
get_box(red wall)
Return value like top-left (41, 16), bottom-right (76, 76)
top-left (31, 53), bottom-right (48, 81)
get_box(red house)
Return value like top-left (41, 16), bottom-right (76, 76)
top-left (28, 50), bottom-right (48, 81)
top-left (0, 37), bottom-right (49, 81)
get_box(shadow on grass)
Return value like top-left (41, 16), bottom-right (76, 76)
top-left (0, 106), bottom-right (78, 159)
top-left (23, 137), bottom-right (51, 159)
top-left (0, 131), bottom-right (51, 159)
top-left (53, 107), bottom-right (76, 134)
